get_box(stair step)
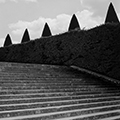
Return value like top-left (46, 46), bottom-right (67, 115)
top-left (0, 62), bottom-right (119, 119)
top-left (1, 108), bottom-right (120, 120)
top-left (1, 98), bottom-right (120, 112)
top-left (1, 95), bottom-right (120, 105)
top-left (0, 91), bottom-right (120, 100)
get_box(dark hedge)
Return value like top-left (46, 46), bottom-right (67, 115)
top-left (4, 34), bottom-right (12, 47)
top-left (0, 23), bottom-right (120, 80)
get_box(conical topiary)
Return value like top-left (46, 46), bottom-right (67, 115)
top-left (21, 29), bottom-right (30, 43)
top-left (41, 23), bottom-right (52, 37)
top-left (68, 14), bottom-right (80, 31)
top-left (4, 34), bottom-right (12, 47)
top-left (105, 2), bottom-right (119, 23)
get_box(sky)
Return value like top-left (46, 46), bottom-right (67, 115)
top-left (0, 0), bottom-right (120, 46)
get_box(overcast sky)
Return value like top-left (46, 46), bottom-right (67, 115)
top-left (0, 0), bottom-right (120, 46)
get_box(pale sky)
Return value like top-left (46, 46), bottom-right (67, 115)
top-left (0, 0), bottom-right (120, 46)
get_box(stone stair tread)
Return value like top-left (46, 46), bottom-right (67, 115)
top-left (1, 91), bottom-right (120, 100)
top-left (1, 92), bottom-right (120, 101)
top-left (0, 62), bottom-right (120, 119)
top-left (0, 99), bottom-right (120, 113)
top-left (1, 95), bottom-right (120, 105)
top-left (1, 108), bottom-right (120, 120)
top-left (61, 112), bottom-right (120, 120)
top-left (1, 100), bottom-right (120, 115)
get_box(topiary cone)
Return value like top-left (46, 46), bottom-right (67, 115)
top-left (68, 14), bottom-right (80, 31)
top-left (41, 23), bottom-right (52, 37)
top-left (4, 34), bottom-right (12, 47)
top-left (105, 2), bottom-right (119, 23)
top-left (21, 29), bottom-right (30, 43)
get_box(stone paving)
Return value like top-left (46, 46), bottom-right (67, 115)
top-left (0, 62), bottom-right (120, 120)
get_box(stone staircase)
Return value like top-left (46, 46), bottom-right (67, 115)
top-left (0, 62), bottom-right (120, 120)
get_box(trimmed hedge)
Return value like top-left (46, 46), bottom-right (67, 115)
top-left (68, 14), bottom-right (80, 31)
top-left (4, 34), bottom-right (12, 47)
top-left (41, 23), bottom-right (52, 37)
top-left (105, 3), bottom-right (119, 23)
top-left (0, 23), bottom-right (120, 80)
top-left (21, 29), bottom-right (30, 43)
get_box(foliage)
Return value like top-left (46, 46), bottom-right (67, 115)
top-left (68, 14), bottom-right (80, 31)
top-left (105, 2), bottom-right (119, 23)
top-left (4, 34), bottom-right (12, 47)
top-left (41, 23), bottom-right (52, 37)
top-left (0, 23), bottom-right (120, 80)
top-left (21, 29), bottom-right (30, 43)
